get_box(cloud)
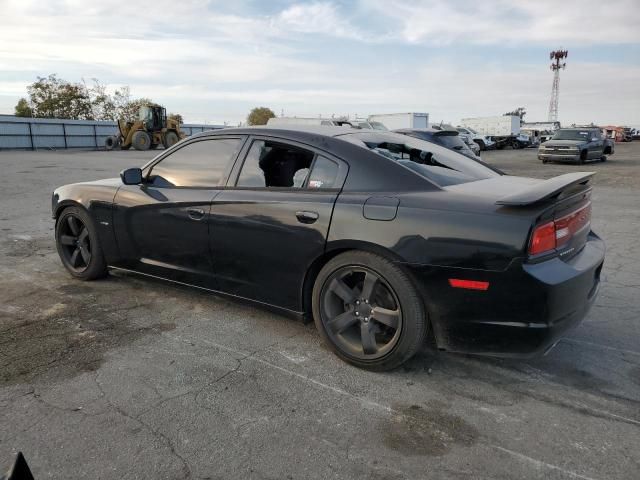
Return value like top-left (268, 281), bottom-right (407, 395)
top-left (363, 0), bottom-right (640, 45)
top-left (0, 0), bottom-right (638, 125)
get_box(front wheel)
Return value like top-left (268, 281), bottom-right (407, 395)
top-left (55, 207), bottom-right (108, 280)
top-left (131, 130), bottom-right (151, 151)
top-left (312, 251), bottom-right (427, 371)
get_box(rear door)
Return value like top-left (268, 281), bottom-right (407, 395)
top-left (113, 136), bottom-right (245, 288)
top-left (209, 136), bottom-right (347, 311)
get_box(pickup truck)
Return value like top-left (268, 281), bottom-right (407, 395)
top-left (538, 127), bottom-right (615, 164)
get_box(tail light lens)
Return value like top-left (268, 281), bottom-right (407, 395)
top-left (529, 202), bottom-right (591, 256)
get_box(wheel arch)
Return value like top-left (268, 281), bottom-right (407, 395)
top-left (53, 199), bottom-right (90, 223)
top-left (300, 240), bottom-right (417, 319)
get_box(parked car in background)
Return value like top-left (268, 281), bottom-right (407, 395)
top-left (455, 126), bottom-right (495, 151)
top-left (538, 128), bottom-right (614, 164)
top-left (460, 133), bottom-right (481, 156)
top-left (394, 127), bottom-right (478, 160)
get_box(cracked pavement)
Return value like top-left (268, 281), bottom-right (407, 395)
top-left (0, 145), bottom-right (639, 479)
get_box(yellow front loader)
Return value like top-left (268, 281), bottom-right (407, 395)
top-left (105, 104), bottom-right (185, 151)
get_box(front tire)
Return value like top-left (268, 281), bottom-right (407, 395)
top-left (579, 150), bottom-right (587, 165)
top-left (131, 130), bottom-right (151, 151)
top-left (163, 131), bottom-right (179, 149)
top-left (55, 207), bottom-right (108, 280)
top-left (312, 251), bottom-right (427, 371)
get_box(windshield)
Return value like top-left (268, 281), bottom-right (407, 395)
top-left (552, 130), bottom-right (593, 141)
top-left (338, 131), bottom-right (500, 186)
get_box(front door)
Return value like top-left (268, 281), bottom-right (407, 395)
top-left (209, 137), bottom-right (347, 311)
top-left (113, 136), bottom-right (245, 288)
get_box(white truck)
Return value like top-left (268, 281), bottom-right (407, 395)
top-left (367, 112), bottom-right (429, 130)
top-left (267, 117), bottom-right (354, 127)
top-left (460, 116), bottom-right (530, 149)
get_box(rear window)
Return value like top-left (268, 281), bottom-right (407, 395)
top-left (338, 132), bottom-right (500, 186)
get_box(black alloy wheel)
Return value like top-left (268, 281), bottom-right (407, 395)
top-left (321, 266), bottom-right (402, 359)
top-left (58, 214), bottom-right (92, 272)
top-left (313, 251), bottom-right (427, 370)
top-left (55, 207), bottom-right (108, 280)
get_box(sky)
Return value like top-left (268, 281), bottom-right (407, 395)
top-left (1, 0), bottom-right (639, 126)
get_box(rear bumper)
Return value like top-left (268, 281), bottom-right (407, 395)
top-left (404, 233), bottom-right (605, 357)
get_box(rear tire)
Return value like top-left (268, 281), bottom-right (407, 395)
top-left (163, 131), bottom-right (179, 149)
top-left (131, 130), bottom-right (151, 151)
top-left (55, 207), bottom-right (108, 281)
top-left (312, 251), bottom-right (427, 371)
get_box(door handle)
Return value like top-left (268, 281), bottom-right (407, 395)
top-left (296, 211), bottom-right (319, 224)
top-left (187, 208), bottom-right (205, 220)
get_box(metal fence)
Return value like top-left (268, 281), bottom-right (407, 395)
top-left (0, 115), bottom-right (225, 151)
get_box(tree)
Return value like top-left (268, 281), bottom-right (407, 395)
top-left (86, 78), bottom-right (116, 120)
top-left (26, 74), bottom-right (93, 119)
top-left (169, 113), bottom-right (184, 124)
top-left (504, 107), bottom-right (527, 122)
top-left (247, 107), bottom-right (275, 126)
top-left (14, 98), bottom-right (32, 117)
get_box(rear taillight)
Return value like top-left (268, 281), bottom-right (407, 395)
top-left (528, 202), bottom-right (591, 256)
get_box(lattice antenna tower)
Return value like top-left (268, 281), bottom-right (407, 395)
top-left (548, 49), bottom-right (568, 122)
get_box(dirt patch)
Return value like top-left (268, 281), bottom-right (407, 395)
top-left (0, 277), bottom-right (176, 387)
top-left (3, 236), bottom-right (54, 258)
top-left (381, 403), bottom-right (478, 456)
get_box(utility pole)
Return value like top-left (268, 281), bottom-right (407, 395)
top-left (548, 49), bottom-right (568, 122)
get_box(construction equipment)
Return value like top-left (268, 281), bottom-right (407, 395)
top-left (105, 104), bottom-right (184, 151)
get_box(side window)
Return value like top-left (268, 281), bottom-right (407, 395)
top-left (149, 138), bottom-right (241, 187)
top-left (308, 156), bottom-right (339, 189)
top-left (237, 140), bottom-right (314, 188)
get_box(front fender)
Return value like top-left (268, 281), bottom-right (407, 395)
top-left (52, 179), bottom-right (122, 263)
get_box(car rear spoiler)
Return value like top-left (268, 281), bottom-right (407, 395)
top-left (496, 172), bottom-right (595, 206)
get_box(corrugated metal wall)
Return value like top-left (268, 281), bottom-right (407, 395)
top-left (0, 115), bottom-right (225, 150)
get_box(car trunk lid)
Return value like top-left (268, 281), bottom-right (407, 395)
top-left (445, 172), bottom-right (595, 261)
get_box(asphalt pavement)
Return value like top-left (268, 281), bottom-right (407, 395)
top-left (0, 143), bottom-right (638, 479)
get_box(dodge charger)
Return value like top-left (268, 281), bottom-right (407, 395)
top-left (52, 127), bottom-right (605, 370)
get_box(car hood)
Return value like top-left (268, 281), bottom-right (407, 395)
top-left (542, 140), bottom-right (584, 147)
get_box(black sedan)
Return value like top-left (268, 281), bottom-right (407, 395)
top-left (52, 127), bottom-right (605, 370)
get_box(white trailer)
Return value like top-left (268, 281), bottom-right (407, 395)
top-left (367, 112), bottom-right (429, 130)
top-left (460, 116), bottom-right (529, 149)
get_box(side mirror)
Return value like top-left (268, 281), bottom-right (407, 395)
top-left (120, 168), bottom-right (143, 185)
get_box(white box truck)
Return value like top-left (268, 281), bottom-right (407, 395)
top-left (367, 112), bottom-right (429, 130)
top-left (460, 116), bottom-right (530, 149)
